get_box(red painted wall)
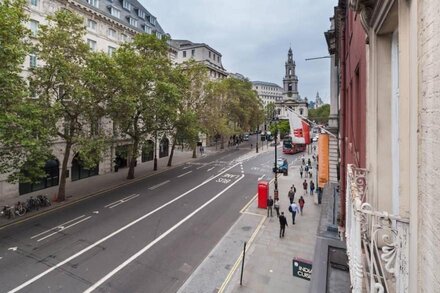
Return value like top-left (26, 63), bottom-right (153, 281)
top-left (339, 7), bottom-right (367, 227)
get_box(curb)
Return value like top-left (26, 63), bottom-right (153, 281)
top-left (0, 149), bottom-right (229, 231)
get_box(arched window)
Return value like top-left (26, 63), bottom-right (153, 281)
top-left (142, 140), bottom-right (154, 162)
top-left (71, 153), bottom-right (99, 181)
top-left (19, 159), bottom-right (60, 195)
top-left (159, 137), bottom-right (169, 158)
top-left (299, 108), bottom-right (304, 115)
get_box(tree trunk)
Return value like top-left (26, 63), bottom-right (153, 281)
top-left (57, 142), bottom-right (72, 202)
top-left (167, 138), bottom-right (176, 167)
top-left (220, 135), bottom-right (224, 149)
top-left (192, 146), bottom-right (197, 158)
top-left (127, 140), bottom-right (138, 180)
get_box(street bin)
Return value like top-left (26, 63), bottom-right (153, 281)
top-left (258, 181), bottom-right (269, 209)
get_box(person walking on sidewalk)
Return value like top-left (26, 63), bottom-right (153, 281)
top-left (267, 196), bottom-right (274, 217)
top-left (299, 165), bottom-right (304, 178)
top-left (307, 158), bottom-right (311, 167)
top-left (309, 171), bottom-right (313, 178)
top-left (303, 180), bottom-right (308, 195)
top-left (289, 202), bottom-right (300, 224)
top-left (310, 180), bottom-right (315, 195)
top-left (274, 198), bottom-right (280, 217)
top-left (301, 154), bottom-right (305, 165)
top-left (299, 196), bottom-right (305, 215)
top-left (288, 187), bottom-right (295, 204)
top-left (279, 212), bottom-right (288, 237)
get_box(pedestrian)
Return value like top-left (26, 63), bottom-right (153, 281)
top-left (288, 202), bottom-right (300, 224)
top-left (250, 143), bottom-right (253, 149)
top-left (301, 155), bottom-right (305, 165)
top-left (312, 154), bottom-right (316, 161)
top-left (274, 198), bottom-right (280, 217)
top-left (309, 171), bottom-right (313, 178)
top-left (317, 187), bottom-right (323, 204)
top-left (310, 180), bottom-right (315, 195)
top-left (267, 196), bottom-right (274, 217)
top-left (288, 187), bottom-right (295, 204)
top-left (299, 165), bottom-right (303, 178)
top-left (279, 212), bottom-right (288, 237)
top-left (299, 196), bottom-right (305, 215)
top-left (303, 179), bottom-right (308, 195)
top-left (307, 158), bottom-right (311, 166)
top-left (305, 165), bottom-right (309, 173)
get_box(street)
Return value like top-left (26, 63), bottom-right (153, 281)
top-left (0, 137), bottom-right (281, 293)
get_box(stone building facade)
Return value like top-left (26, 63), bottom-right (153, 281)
top-left (0, 0), bottom-right (170, 200)
top-left (251, 81), bottom-right (283, 107)
top-left (326, 0), bottom-right (440, 292)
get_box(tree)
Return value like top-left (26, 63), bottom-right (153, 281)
top-left (167, 60), bottom-right (208, 164)
top-left (31, 10), bottom-right (105, 201)
top-left (0, 0), bottom-right (52, 183)
top-left (308, 104), bottom-right (330, 124)
top-left (264, 102), bottom-right (277, 129)
top-left (108, 33), bottom-right (178, 178)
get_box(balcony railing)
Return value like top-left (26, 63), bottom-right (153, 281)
top-left (345, 164), bottom-right (410, 293)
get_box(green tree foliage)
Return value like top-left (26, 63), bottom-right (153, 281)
top-left (204, 78), bottom-right (262, 149)
top-left (269, 120), bottom-right (290, 139)
top-left (0, 0), bottom-right (52, 183)
top-left (31, 10), bottom-right (105, 201)
top-left (308, 104), bottom-right (330, 124)
top-left (107, 33), bottom-right (178, 178)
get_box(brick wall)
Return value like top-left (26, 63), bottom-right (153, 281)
top-left (418, 0), bottom-right (440, 291)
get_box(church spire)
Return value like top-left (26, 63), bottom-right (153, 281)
top-left (283, 47), bottom-right (299, 100)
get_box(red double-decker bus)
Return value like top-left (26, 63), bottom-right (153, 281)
top-left (282, 135), bottom-right (306, 154)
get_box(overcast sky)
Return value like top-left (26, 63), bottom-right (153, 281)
top-left (142, 0), bottom-right (337, 103)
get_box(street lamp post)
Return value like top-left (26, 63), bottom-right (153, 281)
top-left (273, 117), bottom-right (279, 200)
top-left (256, 127), bottom-right (259, 153)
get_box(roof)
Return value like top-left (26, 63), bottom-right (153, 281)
top-left (169, 39), bottom-right (222, 56)
top-left (252, 81), bottom-right (283, 88)
top-left (81, 0), bottom-right (166, 35)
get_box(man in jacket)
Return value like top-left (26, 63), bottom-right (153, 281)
top-left (279, 212), bottom-right (288, 237)
top-left (289, 202), bottom-right (300, 224)
top-left (267, 196), bottom-right (274, 217)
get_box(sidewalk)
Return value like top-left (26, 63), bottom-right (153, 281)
top-left (178, 149), bottom-right (321, 293)
top-left (0, 145), bottom-right (224, 228)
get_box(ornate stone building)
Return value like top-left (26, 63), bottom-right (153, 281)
top-left (277, 48), bottom-right (308, 118)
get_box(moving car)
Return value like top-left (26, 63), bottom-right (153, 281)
top-left (273, 158), bottom-right (288, 175)
top-left (243, 134), bottom-right (249, 141)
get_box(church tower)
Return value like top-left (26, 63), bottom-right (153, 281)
top-left (283, 47), bottom-right (300, 100)
top-left (276, 47), bottom-right (308, 118)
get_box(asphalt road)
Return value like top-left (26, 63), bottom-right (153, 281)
top-left (0, 136), bottom-right (289, 293)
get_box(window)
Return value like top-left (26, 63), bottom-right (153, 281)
top-left (209, 51), bottom-right (211, 58)
top-left (138, 9), bottom-right (145, 19)
top-left (217, 56), bottom-right (220, 62)
top-left (191, 49), bottom-right (195, 57)
top-left (143, 25), bottom-right (151, 34)
top-left (128, 17), bottom-right (137, 27)
top-left (122, 0), bottom-right (131, 10)
top-left (29, 53), bottom-right (37, 68)
top-left (108, 46), bottom-right (116, 55)
top-left (87, 39), bottom-right (97, 51)
top-left (156, 32), bottom-right (161, 39)
top-left (120, 33), bottom-right (128, 42)
top-left (183, 51), bottom-right (187, 58)
top-left (30, 0), bottom-right (39, 6)
top-left (29, 20), bottom-right (39, 36)
top-left (148, 15), bottom-right (156, 25)
top-left (87, 0), bottom-right (99, 7)
top-left (110, 7), bottom-right (120, 18)
top-left (87, 19), bottom-right (97, 30)
top-left (107, 28), bottom-right (117, 39)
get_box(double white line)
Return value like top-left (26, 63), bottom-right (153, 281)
top-left (104, 194), bottom-right (140, 209)
top-left (30, 215), bottom-right (92, 242)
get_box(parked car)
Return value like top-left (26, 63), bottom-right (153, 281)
top-left (273, 158), bottom-right (288, 175)
top-left (244, 134), bottom-right (249, 141)
top-left (312, 136), bottom-right (319, 142)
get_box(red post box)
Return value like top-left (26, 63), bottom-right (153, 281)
top-left (258, 181), bottom-right (269, 209)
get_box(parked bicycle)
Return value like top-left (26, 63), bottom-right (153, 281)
top-left (1, 201), bottom-right (26, 219)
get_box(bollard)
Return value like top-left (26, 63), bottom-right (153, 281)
top-left (240, 241), bottom-right (247, 286)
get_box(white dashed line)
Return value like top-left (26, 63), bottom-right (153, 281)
top-left (148, 180), bottom-right (171, 190)
top-left (177, 171), bottom-right (192, 178)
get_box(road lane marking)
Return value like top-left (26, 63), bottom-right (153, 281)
top-left (182, 165), bottom-right (191, 170)
top-left (177, 171), bottom-right (192, 178)
top-left (30, 215), bottom-right (86, 239)
top-left (8, 162), bottom-right (241, 293)
top-left (148, 180), bottom-right (170, 190)
top-left (8, 247), bottom-right (17, 252)
top-left (84, 174), bottom-right (246, 293)
top-left (218, 215), bottom-right (266, 293)
top-left (196, 164), bottom-right (206, 170)
top-left (37, 216), bottom-right (92, 242)
top-left (207, 167), bottom-right (215, 172)
top-left (105, 194), bottom-right (140, 209)
top-left (258, 174), bottom-right (266, 180)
